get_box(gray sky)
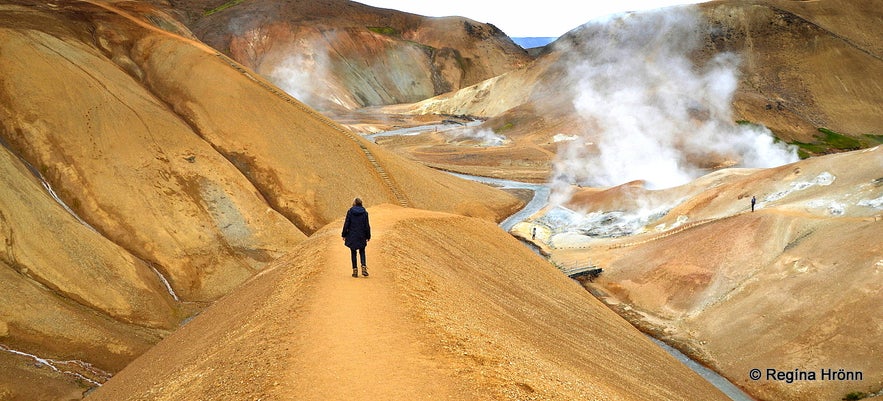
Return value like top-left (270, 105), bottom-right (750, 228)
top-left (357, 0), bottom-right (706, 37)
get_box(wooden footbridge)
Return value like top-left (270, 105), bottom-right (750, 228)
top-left (560, 262), bottom-right (603, 281)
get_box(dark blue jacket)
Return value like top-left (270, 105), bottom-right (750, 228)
top-left (342, 206), bottom-right (371, 249)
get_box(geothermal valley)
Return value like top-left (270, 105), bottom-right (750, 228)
top-left (0, 0), bottom-right (880, 400)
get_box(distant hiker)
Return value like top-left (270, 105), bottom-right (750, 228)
top-left (751, 196), bottom-right (757, 212)
top-left (532, 226), bottom-right (537, 240)
top-left (342, 198), bottom-right (371, 277)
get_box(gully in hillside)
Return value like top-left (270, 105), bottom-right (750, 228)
top-left (342, 198), bottom-right (371, 277)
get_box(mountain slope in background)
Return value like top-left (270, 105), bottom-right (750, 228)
top-left (368, 0), bottom-right (882, 181)
top-left (517, 146), bottom-right (883, 401)
top-left (710, 0), bottom-right (883, 145)
top-left (88, 206), bottom-right (730, 401)
top-left (0, 1), bottom-right (521, 397)
top-left (511, 37), bottom-right (557, 51)
top-left (167, 0), bottom-right (531, 112)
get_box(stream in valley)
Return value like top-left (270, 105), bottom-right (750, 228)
top-left (446, 170), bottom-right (755, 401)
top-left (365, 120), bottom-right (483, 142)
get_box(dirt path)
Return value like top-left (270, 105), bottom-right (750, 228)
top-left (281, 226), bottom-right (462, 400)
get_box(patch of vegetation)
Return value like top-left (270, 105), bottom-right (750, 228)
top-left (493, 122), bottom-right (515, 134)
top-left (788, 127), bottom-right (880, 159)
top-left (817, 128), bottom-right (862, 150)
top-left (204, 0), bottom-right (246, 16)
top-left (842, 391), bottom-right (867, 401)
top-left (407, 41), bottom-right (436, 54)
top-left (368, 26), bottom-right (400, 37)
top-left (790, 141), bottom-right (828, 159)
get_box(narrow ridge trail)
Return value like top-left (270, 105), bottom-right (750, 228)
top-left (279, 218), bottom-right (464, 400)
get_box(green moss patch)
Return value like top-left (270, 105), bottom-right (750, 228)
top-left (204, 0), bottom-right (246, 16)
top-left (493, 122), bottom-right (515, 134)
top-left (368, 26), bottom-right (400, 37)
top-left (789, 127), bottom-right (881, 159)
top-left (842, 391), bottom-right (868, 401)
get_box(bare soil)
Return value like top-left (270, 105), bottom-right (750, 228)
top-left (88, 206), bottom-right (729, 401)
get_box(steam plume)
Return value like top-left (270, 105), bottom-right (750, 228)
top-left (447, 127), bottom-right (508, 147)
top-left (550, 7), bottom-right (797, 204)
top-left (268, 48), bottom-right (327, 108)
top-left (266, 36), bottom-right (350, 110)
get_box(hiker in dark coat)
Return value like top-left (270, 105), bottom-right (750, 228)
top-left (342, 198), bottom-right (371, 277)
top-left (751, 195), bottom-right (757, 212)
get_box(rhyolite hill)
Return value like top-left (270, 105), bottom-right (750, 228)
top-left (0, 0), bottom-right (880, 400)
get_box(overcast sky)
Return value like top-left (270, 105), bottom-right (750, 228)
top-left (357, 1), bottom-right (706, 37)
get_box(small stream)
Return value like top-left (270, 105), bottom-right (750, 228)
top-left (649, 338), bottom-right (754, 401)
top-left (447, 172), bottom-right (549, 232)
top-left (0, 139), bottom-right (181, 303)
top-left (148, 264), bottom-right (180, 302)
top-left (364, 120), bottom-right (483, 142)
top-left (0, 137), bottom-right (96, 231)
top-left (448, 170), bottom-right (755, 401)
top-left (0, 344), bottom-right (111, 386)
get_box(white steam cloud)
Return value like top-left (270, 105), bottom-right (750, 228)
top-left (446, 127), bottom-right (509, 147)
top-left (550, 7), bottom-right (797, 203)
top-left (266, 36), bottom-right (352, 110)
top-left (270, 55), bottom-right (315, 104)
top-left (268, 47), bottom-right (329, 108)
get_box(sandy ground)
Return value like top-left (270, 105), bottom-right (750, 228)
top-left (279, 216), bottom-right (472, 400)
top-left (88, 205), bottom-right (727, 401)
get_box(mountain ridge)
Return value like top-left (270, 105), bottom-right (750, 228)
top-left (87, 206), bottom-right (731, 401)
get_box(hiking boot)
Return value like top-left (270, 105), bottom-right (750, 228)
top-left (352, 268), bottom-right (358, 278)
top-left (361, 265), bottom-right (369, 277)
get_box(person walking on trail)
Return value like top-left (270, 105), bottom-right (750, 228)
top-left (751, 195), bottom-right (757, 212)
top-left (342, 198), bottom-right (371, 278)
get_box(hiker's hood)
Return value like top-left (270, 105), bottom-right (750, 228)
top-left (350, 206), bottom-right (367, 215)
